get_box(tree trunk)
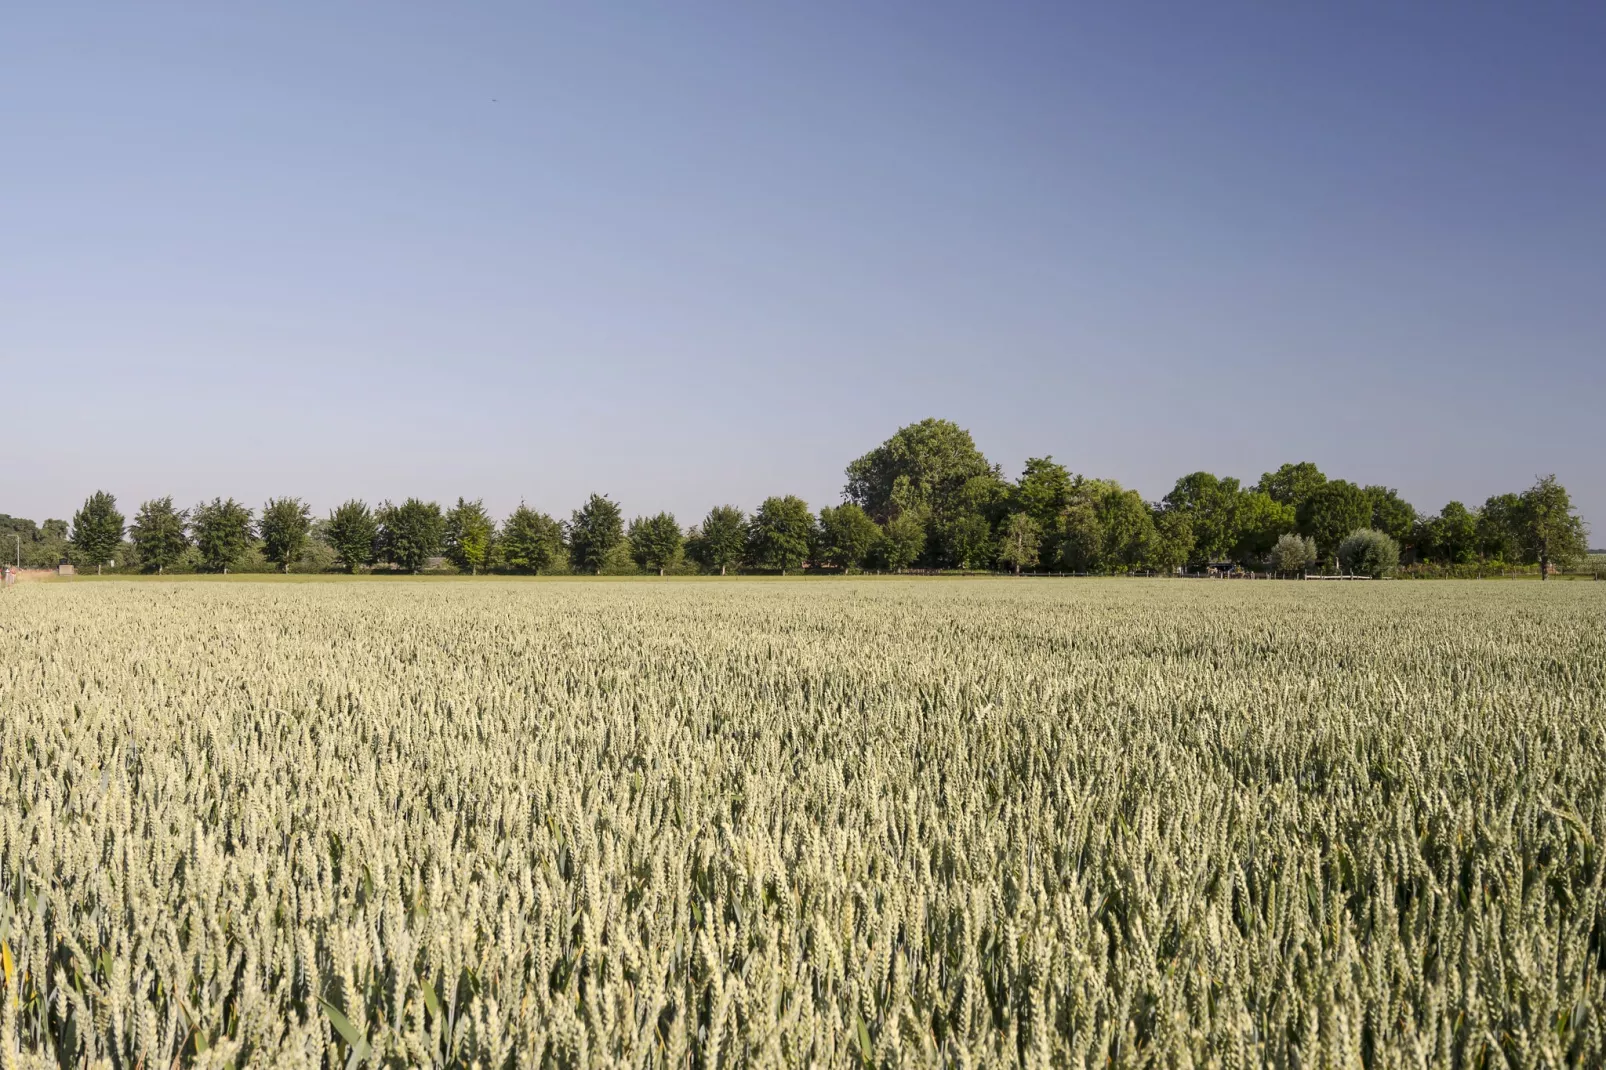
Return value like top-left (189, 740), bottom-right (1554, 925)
top-left (720, 564), bottom-right (726, 576)
top-left (658, 567), bottom-right (664, 576)
top-left (97, 563), bottom-right (102, 575)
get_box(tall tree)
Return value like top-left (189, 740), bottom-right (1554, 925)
top-left (1255, 462), bottom-right (1327, 510)
top-left (996, 513), bottom-right (1041, 575)
top-left (444, 498), bottom-right (496, 575)
top-left (1421, 501), bottom-right (1478, 564)
top-left (690, 505), bottom-right (747, 575)
top-left (879, 511), bottom-right (926, 572)
top-left (1296, 479), bottom-right (1372, 566)
top-left (1517, 475), bottom-right (1588, 579)
top-left (259, 497), bottom-right (313, 573)
top-left (1161, 473), bottom-right (1242, 565)
top-left (192, 498), bottom-right (253, 573)
top-left (748, 496), bottom-right (814, 574)
top-left (941, 513), bottom-right (995, 570)
top-left (1231, 491), bottom-right (1295, 563)
top-left (130, 497), bottom-right (189, 574)
top-left (567, 494), bottom-right (624, 574)
top-left (817, 503), bottom-right (881, 572)
top-left (378, 498), bottom-right (445, 573)
top-left (1146, 509), bottom-right (1195, 574)
top-left (70, 491), bottom-right (124, 574)
top-left (628, 512), bottom-right (684, 575)
top-left (844, 419), bottom-right (996, 523)
top-left (1364, 486), bottom-right (1417, 545)
top-left (326, 500), bottom-right (378, 573)
top-left (1476, 493), bottom-right (1524, 563)
top-left (501, 504), bottom-right (565, 573)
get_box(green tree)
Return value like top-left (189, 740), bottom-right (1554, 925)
top-left (1364, 486), bottom-right (1417, 546)
top-left (1097, 488), bottom-right (1158, 573)
top-left (1476, 493), bottom-right (1523, 562)
top-left (688, 505), bottom-right (747, 575)
top-left (1255, 462), bottom-right (1327, 510)
top-left (748, 496), bottom-right (814, 573)
top-left (941, 513), bottom-right (995, 570)
top-left (1517, 475), bottom-right (1588, 580)
top-left (444, 498), bottom-right (496, 574)
top-left (1145, 509), bottom-right (1195, 573)
top-left (628, 512), bottom-right (683, 575)
top-left (995, 513), bottom-right (1041, 575)
top-left (1296, 479), bottom-right (1372, 566)
top-left (1338, 529), bottom-right (1400, 578)
top-left (879, 511), bottom-right (926, 571)
top-left (1421, 501), bottom-right (1478, 564)
top-left (817, 503), bottom-right (880, 572)
top-left (567, 494), bottom-right (625, 574)
top-left (1161, 473), bottom-right (1242, 565)
top-left (130, 497), bottom-right (188, 574)
top-left (845, 419), bottom-right (997, 523)
top-left (500, 504), bottom-right (565, 573)
top-left (1269, 533), bottom-right (1317, 574)
top-left (259, 497), bottom-right (313, 573)
top-left (326, 500), bottom-right (378, 573)
top-left (192, 498), bottom-right (253, 573)
top-left (70, 491), bottom-right (124, 574)
top-left (378, 498), bottom-right (445, 573)
top-left (1231, 491), bottom-right (1295, 563)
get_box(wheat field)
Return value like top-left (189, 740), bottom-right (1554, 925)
top-left (1, 578), bottom-right (1603, 1068)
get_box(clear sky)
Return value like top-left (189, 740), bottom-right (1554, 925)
top-left (3, 3), bottom-right (1601, 535)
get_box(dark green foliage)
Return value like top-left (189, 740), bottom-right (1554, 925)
top-left (1476, 493), bottom-right (1524, 562)
top-left (326, 501), bottom-right (378, 573)
top-left (130, 497), bottom-right (189, 573)
top-left (1338, 529), bottom-right (1400, 578)
top-left (996, 513), bottom-right (1041, 574)
top-left (568, 495), bottom-right (624, 574)
top-left (844, 418), bottom-right (996, 524)
top-left (70, 491), bottom-right (124, 574)
top-left (1296, 479), bottom-right (1372, 564)
top-left (1518, 474), bottom-right (1588, 579)
top-left (1162, 473), bottom-right (1243, 565)
top-left (688, 506), bottom-right (746, 575)
top-left (1420, 502), bottom-right (1478, 564)
top-left (259, 497), bottom-right (313, 573)
top-left (939, 512), bottom-right (994, 570)
top-left (816, 504), bottom-right (881, 571)
top-left (1230, 491), bottom-right (1294, 563)
top-left (748, 496), bottom-right (814, 573)
top-left (1364, 486), bottom-right (1417, 545)
top-left (500, 504), bottom-right (565, 573)
top-left (377, 498), bottom-right (444, 573)
top-left (1147, 509), bottom-right (1195, 574)
top-left (628, 512), bottom-right (683, 575)
top-left (444, 498), bottom-right (496, 575)
top-left (1255, 462), bottom-right (1327, 509)
top-left (192, 498), bottom-right (254, 573)
top-left (879, 511), bottom-right (925, 571)
top-left (0, 516), bottom-right (70, 568)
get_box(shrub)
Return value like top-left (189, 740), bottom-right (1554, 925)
top-left (1269, 533), bottom-right (1317, 574)
top-left (1338, 528), bottom-right (1399, 578)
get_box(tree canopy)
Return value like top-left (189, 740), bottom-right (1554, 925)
top-left (192, 498), bottom-right (253, 573)
top-left (130, 497), bottom-right (189, 574)
top-left (259, 497), bottom-right (313, 573)
top-left (748, 496), bottom-right (814, 573)
top-left (378, 499), bottom-right (444, 573)
top-left (568, 495), bottom-right (624, 575)
top-left (70, 491), bottom-right (124, 574)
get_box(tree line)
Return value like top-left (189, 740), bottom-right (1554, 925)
top-left (3, 418), bottom-right (1592, 579)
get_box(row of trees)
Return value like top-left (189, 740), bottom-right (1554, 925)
top-left (14, 419), bottom-right (1592, 578)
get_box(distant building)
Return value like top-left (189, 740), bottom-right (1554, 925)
top-left (57, 563), bottom-right (75, 576)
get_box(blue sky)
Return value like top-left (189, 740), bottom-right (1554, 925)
top-left (3, 3), bottom-right (1601, 535)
